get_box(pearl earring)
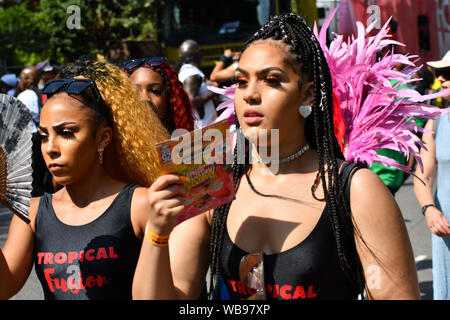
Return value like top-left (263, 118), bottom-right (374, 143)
top-left (298, 105), bottom-right (312, 118)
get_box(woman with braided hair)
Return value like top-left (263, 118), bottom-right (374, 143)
top-left (124, 57), bottom-right (195, 133)
top-left (0, 59), bottom-right (169, 299)
top-left (133, 14), bottom-right (419, 300)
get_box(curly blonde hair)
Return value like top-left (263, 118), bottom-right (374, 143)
top-left (60, 59), bottom-right (170, 186)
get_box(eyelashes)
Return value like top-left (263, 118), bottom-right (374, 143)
top-left (235, 77), bottom-right (247, 87)
top-left (149, 88), bottom-right (164, 96)
top-left (235, 76), bottom-right (282, 88)
top-left (59, 130), bottom-right (75, 139)
top-left (37, 129), bottom-right (76, 142)
top-left (147, 85), bottom-right (164, 96)
top-left (265, 77), bottom-right (281, 87)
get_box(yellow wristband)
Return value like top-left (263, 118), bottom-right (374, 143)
top-left (145, 222), bottom-right (170, 247)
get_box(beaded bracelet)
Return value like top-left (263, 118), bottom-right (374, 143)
top-left (145, 222), bottom-right (170, 247)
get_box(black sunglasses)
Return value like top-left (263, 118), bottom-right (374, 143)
top-left (42, 78), bottom-right (110, 120)
top-left (123, 57), bottom-right (168, 71)
top-left (435, 68), bottom-right (450, 80)
top-left (42, 78), bottom-right (102, 101)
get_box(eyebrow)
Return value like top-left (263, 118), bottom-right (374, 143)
top-left (235, 66), bottom-right (287, 77)
top-left (38, 121), bottom-right (78, 131)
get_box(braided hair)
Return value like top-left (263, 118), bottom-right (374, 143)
top-left (208, 13), bottom-right (365, 299)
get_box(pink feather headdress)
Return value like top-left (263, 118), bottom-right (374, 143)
top-left (314, 8), bottom-right (449, 175)
top-left (209, 8), bottom-right (449, 175)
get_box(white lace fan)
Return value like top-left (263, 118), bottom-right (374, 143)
top-left (0, 94), bottom-right (34, 223)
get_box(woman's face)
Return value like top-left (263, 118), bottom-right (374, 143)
top-left (129, 67), bottom-right (168, 120)
top-left (437, 69), bottom-right (450, 102)
top-left (234, 40), bottom-right (313, 147)
top-left (38, 93), bottom-right (105, 186)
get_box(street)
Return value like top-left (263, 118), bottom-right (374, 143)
top-left (0, 174), bottom-right (433, 300)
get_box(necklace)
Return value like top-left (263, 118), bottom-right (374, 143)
top-left (252, 143), bottom-right (310, 164)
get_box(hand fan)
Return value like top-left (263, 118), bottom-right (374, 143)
top-left (0, 94), bottom-right (34, 223)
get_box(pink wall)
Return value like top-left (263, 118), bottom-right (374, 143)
top-left (350, 0), bottom-right (450, 64)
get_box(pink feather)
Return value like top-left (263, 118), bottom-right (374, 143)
top-left (207, 85), bottom-right (236, 124)
top-left (207, 9), bottom-right (449, 178)
top-left (315, 8), bottom-right (450, 176)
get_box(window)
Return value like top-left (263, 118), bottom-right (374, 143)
top-left (418, 15), bottom-right (431, 53)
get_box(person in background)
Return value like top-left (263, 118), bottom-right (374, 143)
top-left (210, 49), bottom-right (240, 85)
top-left (178, 39), bottom-right (217, 128)
top-left (15, 67), bottom-right (42, 130)
top-left (37, 61), bottom-right (57, 90)
top-left (124, 57), bottom-right (195, 133)
top-left (414, 50), bottom-right (450, 300)
top-left (0, 74), bottom-right (19, 96)
top-left (429, 66), bottom-right (445, 108)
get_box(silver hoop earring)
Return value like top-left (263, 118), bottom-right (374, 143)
top-left (298, 105), bottom-right (312, 118)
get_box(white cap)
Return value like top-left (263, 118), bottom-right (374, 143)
top-left (427, 50), bottom-right (450, 69)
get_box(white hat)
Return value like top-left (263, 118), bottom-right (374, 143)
top-left (427, 50), bottom-right (450, 69)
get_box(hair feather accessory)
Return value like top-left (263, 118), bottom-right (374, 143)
top-left (0, 94), bottom-right (34, 223)
top-left (314, 8), bottom-right (450, 176)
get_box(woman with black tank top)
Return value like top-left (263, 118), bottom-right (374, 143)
top-left (0, 59), bottom-right (169, 300)
top-left (133, 14), bottom-right (420, 300)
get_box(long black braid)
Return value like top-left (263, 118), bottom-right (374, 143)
top-left (208, 14), bottom-right (365, 299)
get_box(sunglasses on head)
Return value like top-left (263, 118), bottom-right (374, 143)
top-left (42, 78), bottom-right (102, 101)
top-left (435, 68), bottom-right (450, 80)
top-left (42, 78), bottom-right (110, 120)
top-left (123, 57), bottom-right (168, 72)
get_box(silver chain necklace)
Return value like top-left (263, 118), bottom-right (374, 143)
top-left (252, 143), bottom-right (310, 164)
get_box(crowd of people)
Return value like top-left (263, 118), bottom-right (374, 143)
top-left (0, 11), bottom-right (449, 301)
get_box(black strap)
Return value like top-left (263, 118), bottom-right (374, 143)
top-left (341, 162), bottom-right (365, 207)
top-left (339, 161), bottom-right (367, 297)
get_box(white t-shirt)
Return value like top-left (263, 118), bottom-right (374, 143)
top-left (178, 64), bottom-right (216, 128)
top-left (17, 89), bottom-right (40, 131)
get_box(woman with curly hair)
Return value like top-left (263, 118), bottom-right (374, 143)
top-left (0, 59), bottom-right (169, 300)
top-left (124, 57), bottom-right (195, 132)
top-left (133, 13), bottom-right (419, 300)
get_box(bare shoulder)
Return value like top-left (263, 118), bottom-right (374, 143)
top-left (348, 166), bottom-right (407, 240)
top-left (130, 186), bottom-right (151, 239)
top-left (349, 167), bottom-right (387, 195)
top-left (349, 167), bottom-right (399, 219)
top-left (131, 186), bottom-right (149, 207)
top-left (348, 167), bottom-right (419, 298)
top-left (172, 211), bottom-right (211, 239)
top-left (130, 186), bottom-right (151, 221)
top-left (26, 196), bottom-right (42, 232)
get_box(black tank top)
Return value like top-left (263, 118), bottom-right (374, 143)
top-left (219, 164), bottom-right (363, 300)
top-left (34, 184), bottom-right (141, 300)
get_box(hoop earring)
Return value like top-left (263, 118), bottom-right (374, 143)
top-left (298, 105), bottom-right (312, 118)
top-left (98, 147), bottom-right (104, 165)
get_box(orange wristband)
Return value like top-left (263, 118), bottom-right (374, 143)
top-left (145, 222), bottom-right (170, 247)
